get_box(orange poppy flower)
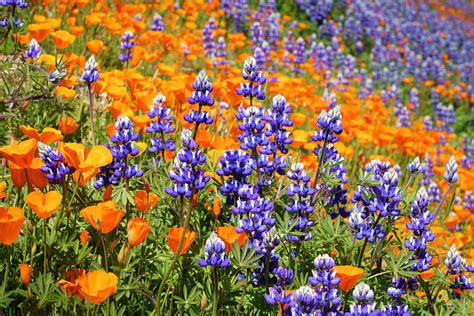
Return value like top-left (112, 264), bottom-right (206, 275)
top-left (0, 139), bottom-right (37, 169)
top-left (334, 265), bottom-right (365, 292)
top-left (210, 196), bottom-right (221, 218)
top-left (78, 270), bottom-right (118, 305)
top-left (0, 181), bottom-right (6, 200)
top-left (86, 39), bottom-right (106, 54)
top-left (58, 268), bottom-right (86, 297)
top-left (127, 218), bottom-right (151, 247)
top-left (80, 231), bottom-right (90, 245)
top-left (167, 227), bottom-right (196, 255)
top-left (20, 126), bottom-right (63, 144)
top-left (80, 201), bottom-right (124, 234)
top-left (54, 87), bottom-right (76, 99)
top-left (27, 23), bottom-right (51, 43)
top-left (20, 263), bottom-right (32, 286)
top-left (58, 116), bottom-right (79, 135)
top-left (216, 226), bottom-right (247, 252)
top-left (59, 143), bottom-right (113, 185)
top-left (51, 30), bottom-right (76, 49)
top-left (0, 207), bottom-right (25, 245)
top-left (134, 190), bottom-right (159, 213)
top-left (420, 269), bottom-right (436, 281)
top-left (25, 191), bottom-right (62, 220)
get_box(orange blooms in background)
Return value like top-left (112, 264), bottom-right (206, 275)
top-left (167, 227), bottom-right (196, 255)
top-left (51, 30), bottom-right (76, 49)
top-left (25, 191), bottom-right (62, 220)
top-left (20, 126), bottom-right (63, 144)
top-left (78, 270), bottom-right (118, 304)
top-left (0, 207), bottom-right (25, 245)
top-left (0, 182), bottom-right (7, 200)
top-left (58, 116), bottom-right (79, 135)
top-left (127, 218), bottom-right (151, 247)
top-left (80, 201), bottom-right (124, 234)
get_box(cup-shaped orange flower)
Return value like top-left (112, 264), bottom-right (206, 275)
top-left (59, 143), bottom-right (113, 185)
top-left (0, 181), bottom-right (6, 200)
top-left (27, 23), bottom-right (51, 43)
top-left (51, 30), bottom-right (76, 49)
top-left (334, 265), bottom-right (365, 292)
top-left (80, 201), bottom-right (124, 234)
top-left (58, 269), bottom-right (86, 297)
top-left (0, 207), bottom-right (25, 245)
top-left (86, 39), bottom-right (106, 54)
top-left (127, 218), bottom-right (151, 247)
top-left (78, 270), bottom-right (118, 304)
top-left (20, 125), bottom-right (63, 144)
top-left (25, 191), bottom-right (62, 219)
top-left (0, 139), bottom-right (37, 169)
top-left (167, 227), bottom-right (196, 255)
top-left (58, 116), bottom-right (79, 135)
top-left (216, 226), bottom-right (247, 252)
top-left (134, 190), bottom-right (159, 213)
top-left (20, 263), bottom-right (32, 286)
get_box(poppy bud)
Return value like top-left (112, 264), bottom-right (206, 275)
top-left (80, 231), bottom-right (90, 246)
top-left (118, 243), bottom-right (131, 266)
top-left (200, 293), bottom-right (207, 311)
top-left (144, 180), bottom-right (151, 193)
top-left (27, 220), bottom-right (34, 233)
top-left (20, 263), bottom-right (32, 286)
top-left (31, 243), bottom-right (37, 256)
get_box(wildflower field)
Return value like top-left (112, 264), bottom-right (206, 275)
top-left (0, 0), bottom-right (473, 315)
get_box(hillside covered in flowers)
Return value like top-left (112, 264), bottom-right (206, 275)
top-left (0, 0), bottom-right (473, 315)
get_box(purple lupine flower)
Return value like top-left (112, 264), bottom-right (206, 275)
top-left (461, 137), bottom-right (473, 169)
top-left (350, 282), bottom-right (379, 315)
top-left (94, 116), bottom-right (143, 189)
top-left (0, 0), bottom-right (27, 8)
top-left (119, 31), bottom-right (136, 63)
top-left (236, 57), bottom-right (267, 104)
top-left (81, 56), bottom-right (99, 84)
top-left (165, 129), bottom-right (210, 199)
top-left (202, 18), bottom-right (217, 58)
top-left (146, 94), bottom-right (176, 162)
top-left (149, 13), bottom-right (165, 31)
top-left (265, 266), bottom-right (294, 305)
top-left (185, 70), bottom-right (214, 131)
top-left (405, 187), bottom-right (435, 272)
top-left (250, 21), bottom-right (264, 47)
top-left (198, 232), bottom-right (230, 268)
top-left (348, 204), bottom-right (373, 241)
top-left (384, 277), bottom-right (412, 315)
top-left (285, 163), bottom-right (316, 242)
top-left (265, 94), bottom-right (293, 155)
top-left (288, 285), bottom-right (318, 314)
top-left (409, 88), bottom-right (419, 112)
top-left (407, 157), bottom-right (422, 175)
top-left (424, 116), bottom-right (433, 131)
top-left (232, 0), bottom-right (248, 32)
top-left (217, 149), bottom-right (255, 205)
top-left (265, 12), bottom-right (280, 50)
top-left (292, 37), bottom-right (306, 75)
top-left (22, 39), bottom-right (41, 60)
top-left (444, 244), bottom-right (474, 296)
top-left (314, 105), bottom-right (343, 141)
top-left (444, 155), bottom-right (458, 183)
top-left (236, 106), bottom-right (270, 152)
top-left (394, 101), bottom-right (411, 127)
top-left (308, 254), bottom-right (342, 313)
top-left (427, 181), bottom-right (441, 204)
top-left (220, 0), bottom-right (233, 16)
top-left (420, 153), bottom-right (435, 186)
top-left (215, 37), bottom-right (228, 67)
top-left (38, 142), bottom-right (74, 184)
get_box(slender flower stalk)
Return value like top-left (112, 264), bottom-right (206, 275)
top-left (81, 56), bottom-right (100, 144)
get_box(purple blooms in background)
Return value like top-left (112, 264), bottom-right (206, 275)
top-left (38, 143), bottom-right (74, 184)
top-left (150, 13), bottom-right (165, 32)
top-left (119, 31), bottom-right (136, 63)
top-left (202, 18), bottom-right (217, 58)
top-left (81, 56), bottom-right (99, 84)
top-left (22, 39), bottom-right (41, 60)
top-left (444, 244), bottom-right (474, 296)
top-left (198, 232), bottom-right (230, 268)
top-left (292, 37), bottom-right (306, 75)
top-left (215, 37), bottom-right (228, 67)
top-left (146, 94), bottom-right (176, 162)
top-left (166, 129), bottom-right (210, 199)
top-left (94, 116), bottom-right (143, 189)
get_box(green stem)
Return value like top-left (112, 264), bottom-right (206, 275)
top-left (99, 232), bottom-right (109, 271)
top-left (1, 246), bottom-right (10, 294)
top-left (212, 268), bottom-right (219, 316)
top-left (43, 220), bottom-right (47, 275)
top-left (87, 84), bottom-right (95, 145)
top-left (433, 183), bottom-right (452, 218)
top-left (155, 188), bottom-right (196, 315)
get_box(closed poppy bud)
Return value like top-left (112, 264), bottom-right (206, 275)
top-left (59, 116), bottom-right (79, 135)
top-left (25, 191), bottom-right (62, 220)
top-left (134, 190), bottom-right (159, 214)
top-left (118, 243), bottom-right (132, 266)
top-left (0, 207), bottom-right (26, 245)
top-left (144, 180), bottom-right (151, 193)
top-left (127, 218), bottom-right (151, 247)
top-left (192, 194), bottom-right (198, 208)
top-left (200, 292), bottom-right (207, 311)
top-left (334, 265), bottom-right (365, 292)
top-left (0, 181), bottom-right (6, 200)
top-left (80, 231), bottom-right (90, 245)
top-left (211, 197), bottom-right (221, 218)
top-left (78, 270), bottom-right (118, 304)
top-left (20, 263), bottom-right (32, 286)
top-left (103, 185), bottom-right (113, 201)
top-left (27, 220), bottom-right (33, 233)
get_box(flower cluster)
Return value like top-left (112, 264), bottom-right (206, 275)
top-left (236, 57), bottom-right (266, 104)
top-left (119, 31), bottom-right (136, 63)
top-left (94, 116), bottom-right (143, 189)
top-left (150, 13), bottom-right (165, 31)
top-left (38, 143), bottom-right (74, 184)
top-left (198, 232), bottom-right (230, 268)
top-left (22, 39), bottom-right (41, 60)
top-left (81, 56), bottom-right (99, 84)
top-left (146, 94), bottom-right (176, 163)
top-left (185, 70), bottom-right (215, 131)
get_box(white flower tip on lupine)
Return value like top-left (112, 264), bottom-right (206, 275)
top-left (416, 187), bottom-right (428, 200)
top-left (181, 128), bottom-right (193, 142)
top-left (353, 282), bottom-right (372, 297)
top-left (153, 93), bottom-right (166, 105)
top-left (37, 141), bottom-right (48, 154)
